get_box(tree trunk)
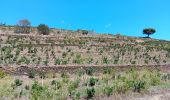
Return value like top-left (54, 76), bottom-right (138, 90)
top-left (147, 34), bottom-right (150, 38)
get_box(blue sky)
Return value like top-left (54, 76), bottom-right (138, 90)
top-left (0, 0), bottom-right (170, 40)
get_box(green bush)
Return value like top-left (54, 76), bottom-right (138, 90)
top-left (15, 79), bottom-right (23, 87)
top-left (114, 80), bottom-right (130, 93)
top-left (162, 73), bottom-right (170, 81)
top-left (103, 57), bottom-right (109, 64)
top-left (31, 81), bottom-right (44, 100)
top-left (43, 60), bottom-right (49, 66)
top-left (51, 80), bottom-right (57, 90)
top-left (55, 58), bottom-right (61, 65)
top-left (73, 54), bottom-right (83, 64)
top-left (51, 80), bottom-right (62, 90)
top-left (17, 56), bottom-right (30, 64)
top-left (104, 86), bottom-right (113, 96)
top-left (62, 59), bottom-right (68, 65)
top-left (88, 77), bottom-right (98, 87)
top-left (0, 70), bottom-right (5, 78)
top-left (133, 81), bottom-right (145, 92)
top-left (86, 87), bottom-right (95, 99)
top-left (149, 71), bottom-right (161, 86)
top-left (73, 92), bottom-right (81, 100)
top-left (150, 77), bottom-right (160, 86)
top-left (37, 24), bottom-right (50, 35)
top-left (86, 67), bottom-right (95, 76)
top-left (68, 80), bottom-right (80, 97)
top-left (61, 72), bottom-right (69, 78)
top-left (103, 67), bottom-right (111, 74)
top-left (28, 69), bottom-right (36, 78)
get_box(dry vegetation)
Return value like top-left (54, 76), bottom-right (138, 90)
top-left (0, 67), bottom-right (170, 100)
top-left (0, 26), bottom-right (170, 67)
top-left (0, 25), bottom-right (170, 100)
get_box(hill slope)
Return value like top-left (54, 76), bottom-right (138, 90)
top-left (0, 26), bottom-right (170, 67)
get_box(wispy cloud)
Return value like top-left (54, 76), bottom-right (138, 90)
top-left (105, 23), bottom-right (112, 28)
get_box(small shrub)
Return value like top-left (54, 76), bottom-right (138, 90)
top-left (114, 58), bottom-right (119, 64)
top-left (144, 60), bottom-right (148, 64)
top-left (104, 86), bottom-right (113, 96)
top-left (0, 70), bottom-right (6, 78)
top-left (103, 67), bottom-right (111, 74)
top-left (89, 77), bottom-right (98, 87)
top-left (86, 87), bottom-right (95, 99)
top-left (87, 58), bottom-right (93, 64)
top-left (51, 80), bottom-right (57, 90)
top-left (28, 69), bottom-right (36, 78)
top-left (86, 67), bottom-right (95, 76)
top-left (99, 49), bottom-right (103, 55)
top-left (56, 81), bottom-right (62, 89)
top-left (133, 81), bottom-right (145, 93)
top-left (103, 57), bottom-right (109, 64)
top-left (43, 60), bottom-right (49, 66)
top-left (39, 71), bottom-right (46, 79)
top-left (162, 73), bottom-right (170, 81)
top-left (62, 77), bottom-right (70, 83)
top-left (149, 70), bottom-right (161, 86)
top-left (19, 90), bottom-right (24, 97)
top-left (73, 92), bottom-right (81, 100)
top-left (150, 75), bottom-right (161, 86)
top-left (15, 79), bottom-right (23, 87)
top-left (76, 69), bottom-right (85, 77)
top-left (73, 54), bottom-right (83, 64)
top-left (131, 61), bottom-right (136, 64)
top-left (62, 52), bottom-right (67, 58)
top-left (61, 72), bottom-right (69, 78)
top-left (25, 85), bottom-right (30, 90)
top-left (55, 58), bottom-right (61, 65)
top-left (114, 78), bottom-right (130, 93)
top-left (68, 80), bottom-right (80, 97)
top-left (62, 59), bottom-right (68, 65)
top-left (31, 81), bottom-right (44, 100)
top-left (51, 80), bottom-right (62, 90)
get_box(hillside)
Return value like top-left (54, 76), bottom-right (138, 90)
top-left (1, 26), bottom-right (170, 100)
top-left (0, 26), bottom-right (170, 68)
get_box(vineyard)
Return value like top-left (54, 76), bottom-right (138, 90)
top-left (0, 29), bottom-right (170, 68)
top-left (0, 26), bottom-right (170, 99)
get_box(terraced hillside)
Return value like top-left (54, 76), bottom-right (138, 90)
top-left (1, 26), bottom-right (170, 100)
top-left (0, 26), bottom-right (170, 68)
